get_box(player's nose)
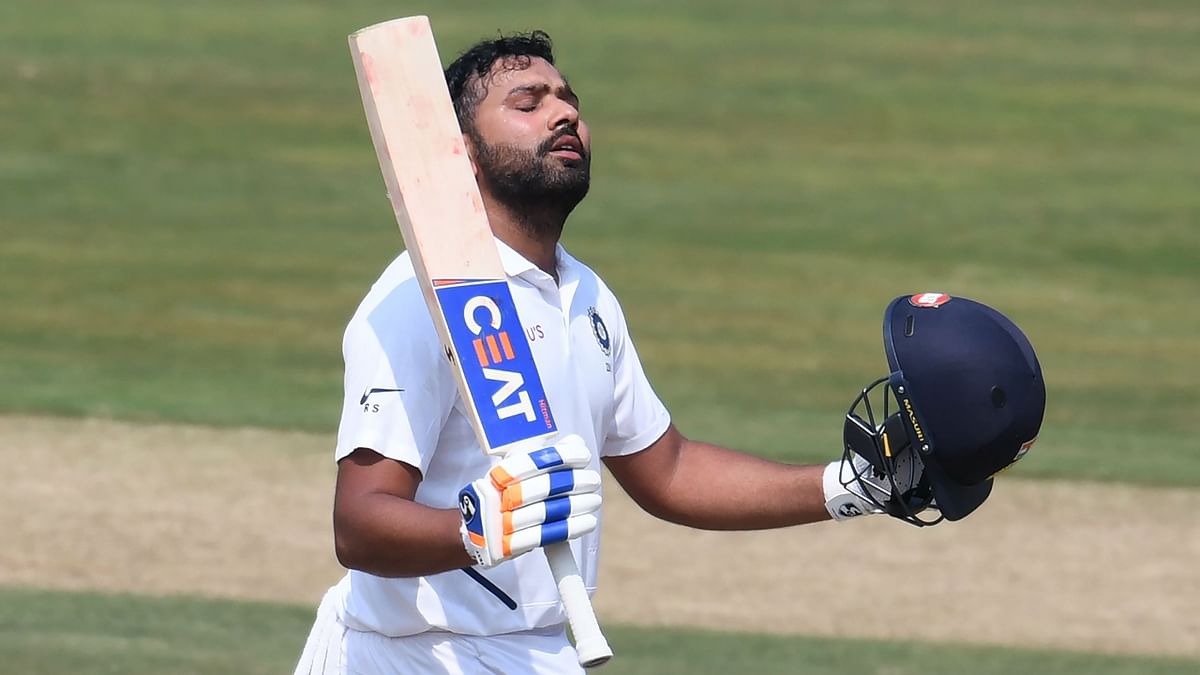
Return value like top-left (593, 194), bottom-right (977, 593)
top-left (548, 96), bottom-right (580, 129)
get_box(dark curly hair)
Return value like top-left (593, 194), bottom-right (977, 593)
top-left (444, 31), bottom-right (555, 134)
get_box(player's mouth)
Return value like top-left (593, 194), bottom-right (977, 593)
top-left (546, 133), bottom-right (585, 161)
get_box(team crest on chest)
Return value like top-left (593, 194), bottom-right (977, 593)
top-left (588, 306), bottom-right (611, 357)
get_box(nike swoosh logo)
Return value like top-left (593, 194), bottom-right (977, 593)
top-left (359, 387), bottom-right (405, 405)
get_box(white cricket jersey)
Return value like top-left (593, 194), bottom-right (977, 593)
top-left (330, 239), bottom-right (671, 638)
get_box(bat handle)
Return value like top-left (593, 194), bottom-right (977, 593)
top-left (545, 541), bottom-right (612, 668)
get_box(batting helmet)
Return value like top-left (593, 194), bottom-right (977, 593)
top-left (841, 293), bottom-right (1046, 525)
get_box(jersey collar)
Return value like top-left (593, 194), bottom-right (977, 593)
top-left (495, 238), bottom-right (578, 286)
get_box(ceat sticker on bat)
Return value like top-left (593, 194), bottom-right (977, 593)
top-left (909, 292), bottom-right (952, 308)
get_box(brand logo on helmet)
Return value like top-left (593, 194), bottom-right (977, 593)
top-left (838, 503), bottom-right (864, 518)
top-left (909, 292), bottom-right (952, 308)
top-left (902, 397), bottom-right (926, 443)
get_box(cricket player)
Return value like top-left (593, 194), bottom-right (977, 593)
top-left (295, 29), bottom-right (1043, 675)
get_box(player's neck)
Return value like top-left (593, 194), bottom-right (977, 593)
top-left (484, 199), bottom-right (564, 281)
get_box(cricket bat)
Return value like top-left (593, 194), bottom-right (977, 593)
top-left (348, 15), bottom-right (613, 668)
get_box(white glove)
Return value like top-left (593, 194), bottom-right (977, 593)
top-left (458, 434), bottom-right (602, 568)
top-left (823, 445), bottom-right (926, 521)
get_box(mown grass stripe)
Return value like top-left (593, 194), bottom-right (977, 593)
top-left (2, 586), bottom-right (1196, 675)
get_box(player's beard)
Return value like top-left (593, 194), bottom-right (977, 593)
top-left (470, 127), bottom-right (591, 240)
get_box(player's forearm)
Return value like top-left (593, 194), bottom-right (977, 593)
top-left (334, 493), bottom-right (474, 577)
top-left (610, 432), bottom-right (831, 530)
top-left (667, 441), bottom-right (830, 529)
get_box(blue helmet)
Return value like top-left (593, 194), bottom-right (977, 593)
top-left (842, 293), bottom-right (1046, 524)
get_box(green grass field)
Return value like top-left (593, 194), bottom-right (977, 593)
top-left (2, 0), bottom-right (1198, 482)
top-left (2, 0), bottom-right (1198, 671)
top-left (3, 587), bottom-right (1196, 675)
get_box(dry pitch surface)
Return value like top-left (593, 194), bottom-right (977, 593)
top-left (3, 416), bottom-right (1197, 659)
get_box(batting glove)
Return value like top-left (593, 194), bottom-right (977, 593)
top-left (823, 447), bottom-right (926, 521)
top-left (458, 434), bottom-right (602, 568)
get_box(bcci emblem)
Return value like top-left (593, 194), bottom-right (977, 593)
top-left (588, 307), bottom-right (611, 356)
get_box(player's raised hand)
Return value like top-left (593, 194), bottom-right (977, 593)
top-left (458, 435), bottom-right (602, 568)
top-left (824, 412), bottom-right (934, 522)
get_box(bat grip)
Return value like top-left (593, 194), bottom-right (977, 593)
top-left (545, 542), bottom-right (612, 668)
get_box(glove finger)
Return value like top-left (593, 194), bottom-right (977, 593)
top-left (503, 514), bottom-right (599, 558)
top-left (488, 435), bottom-right (592, 489)
top-left (501, 469), bottom-right (601, 511)
top-left (505, 494), bottom-right (603, 534)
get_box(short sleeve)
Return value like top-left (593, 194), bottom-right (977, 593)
top-left (333, 274), bottom-right (457, 476)
top-left (600, 297), bottom-right (671, 458)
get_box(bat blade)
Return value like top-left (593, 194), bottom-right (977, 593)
top-left (434, 279), bottom-right (557, 451)
top-left (349, 17), bottom-right (497, 282)
top-left (348, 15), bottom-right (612, 667)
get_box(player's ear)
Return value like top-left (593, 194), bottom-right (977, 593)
top-left (462, 133), bottom-right (480, 177)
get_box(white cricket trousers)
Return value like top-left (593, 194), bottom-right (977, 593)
top-left (292, 587), bottom-right (585, 674)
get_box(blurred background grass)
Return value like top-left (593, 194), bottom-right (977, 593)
top-left (3, 0), bottom-right (1197, 485)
